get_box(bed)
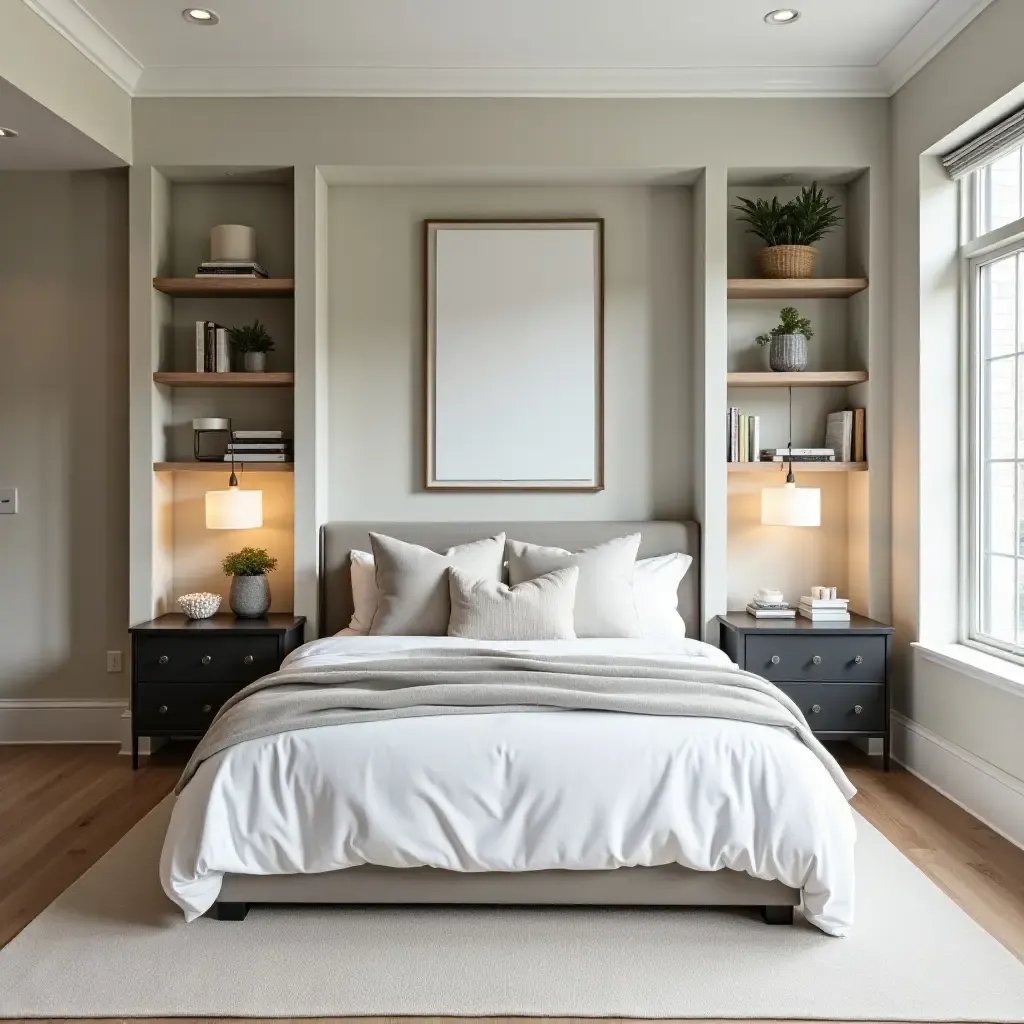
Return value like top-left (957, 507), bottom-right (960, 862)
top-left (160, 521), bottom-right (857, 935)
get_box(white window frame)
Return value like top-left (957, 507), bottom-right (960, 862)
top-left (960, 187), bottom-right (1024, 664)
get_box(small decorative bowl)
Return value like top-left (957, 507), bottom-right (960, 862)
top-left (178, 592), bottom-right (222, 620)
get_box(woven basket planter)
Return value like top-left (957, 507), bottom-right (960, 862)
top-left (758, 244), bottom-right (817, 279)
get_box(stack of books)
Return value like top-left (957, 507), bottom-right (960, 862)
top-left (746, 589), bottom-right (796, 619)
top-left (727, 408), bottom-right (761, 463)
top-left (798, 596), bottom-right (851, 622)
top-left (195, 260), bottom-right (269, 279)
top-left (824, 409), bottom-right (866, 463)
top-left (226, 430), bottom-right (293, 463)
top-left (759, 447), bottom-right (836, 463)
top-left (194, 321), bottom-right (230, 372)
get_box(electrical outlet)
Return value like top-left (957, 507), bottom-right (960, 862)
top-left (0, 487), bottom-right (17, 514)
top-left (106, 650), bottom-right (123, 673)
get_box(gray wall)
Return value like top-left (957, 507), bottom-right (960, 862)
top-left (0, 171), bottom-right (129, 699)
top-left (327, 184), bottom-right (692, 521)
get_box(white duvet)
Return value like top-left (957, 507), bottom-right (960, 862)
top-left (160, 635), bottom-right (857, 935)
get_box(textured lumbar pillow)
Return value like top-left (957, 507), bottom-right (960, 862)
top-left (634, 552), bottom-right (693, 639)
top-left (447, 565), bottom-right (579, 641)
top-left (346, 549), bottom-right (378, 634)
top-left (369, 532), bottom-right (506, 636)
top-left (505, 534), bottom-right (643, 638)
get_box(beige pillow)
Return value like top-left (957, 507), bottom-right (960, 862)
top-left (447, 565), bottom-right (579, 641)
top-left (506, 534), bottom-right (643, 638)
top-left (369, 532), bottom-right (505, 636)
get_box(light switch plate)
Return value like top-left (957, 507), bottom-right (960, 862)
top-left (0, 488), bottom-right (17, 514)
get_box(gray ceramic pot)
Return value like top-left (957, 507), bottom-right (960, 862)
top-left (769, 333), bottom-right (808, 372)
top-left (230, 574), bottom-right (271, 618)
top-left (243, 351), bottom-right (266, 372)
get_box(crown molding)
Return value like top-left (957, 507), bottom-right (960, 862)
top-left (878, 0), bottom-right (997, 94)
top-left (21, 0), bottom-right (142, 94)
top-left (134, 63), bottom-right (886, 99)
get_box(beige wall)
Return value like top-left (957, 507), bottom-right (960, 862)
top-left (892, 0), bottom-right (1024, 788)
top-left (327, 184), bottom-right (692, 521)
top-left (0, 170), bottom-right (129, 700)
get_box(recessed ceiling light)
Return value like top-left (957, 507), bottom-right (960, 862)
top-left (0, 127), bottom-right (18, 138)
top-left (182, 8), bottom-right (219, 25)
top-left (764, 9), bottom-right (800, 24)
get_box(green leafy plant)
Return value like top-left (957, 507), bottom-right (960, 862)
top-left (228, 319), bottom-right (275, 354)
top-left (732, 182), bottom-right (843, 246)
top-left (756, 306), bottom-right (814, 346)
top-left (222, 546), bottom-right (278, 577)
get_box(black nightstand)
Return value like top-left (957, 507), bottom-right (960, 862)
top-left (128, 613), bottom-right (305, 769)
top-left (716, 611), bottom-right (895, 770)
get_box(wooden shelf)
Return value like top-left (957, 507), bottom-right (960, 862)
top-left (727, 370), bottom-right (868, 388)
top-left (153, 277), bottom-right (295, 298)
top-left (154, 372), bottom-right (294, 387)
top-left (154, 462), bottom-right (294, 473)
top-left (728, 461), bottom-right (868, 474)
top-left (727, 278), bottom-right (868, 299)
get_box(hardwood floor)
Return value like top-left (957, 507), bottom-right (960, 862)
top-left (1, 742), bottom-right (1022, 1024)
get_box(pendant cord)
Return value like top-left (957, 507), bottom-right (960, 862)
top-left (786, 386), bottom-right (795, 485)
top-left (228, 416), bottom-right (238, 488)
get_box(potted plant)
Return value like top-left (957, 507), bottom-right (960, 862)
top-left (757, 307), bottom-right (814, 372)
top-left (228, 319), bottom-right (275, 372)
top-left (222, 546), bottom-right (278, 618)
top-left (733, 182), bottom-right (843, 279)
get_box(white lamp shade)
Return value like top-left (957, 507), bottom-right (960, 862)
top-left (761, 481), bottom-right (821, 527)
top-left (205, 486), bottom-right (263, 530)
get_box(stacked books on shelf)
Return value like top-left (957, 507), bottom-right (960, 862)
top-left (194, 321), bottom-right (231, 372)
top-left (759, 448), bottom-right (835, 463)
top-left (195, 260), bottom-right (269, 279)
top-left (798, 596), bottom-right (851, 622)
top-left (226, 430), bottom-right (293, 464)
top-left (745, 588), bottom-right (796, 619)
top-left (727, 408), bottom-right (761, 462)
top-left (825, 409), bottom-right (866, 463)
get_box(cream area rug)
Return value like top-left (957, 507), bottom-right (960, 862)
top-left (1, 800), bottom-right (1023, 1021)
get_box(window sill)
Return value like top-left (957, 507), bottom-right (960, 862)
top-left (912, 641), bottom-right (1024, 699)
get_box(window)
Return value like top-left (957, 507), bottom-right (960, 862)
top-left (964, 145), bottom-right (1024, 660)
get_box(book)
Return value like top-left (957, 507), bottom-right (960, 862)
top-left (739, 413), bottom-right (748, 462)
top-left (800, 598), bottom-right (849, 609)
top-left (228, 442), bottom-right (291, 451)
top-left (194, 320), bottom-right (205, 372)
top-left (223, 452), bottom-right (291, 463)
top-left (746, 604), bottom-right (796, 619)
top-left (852, 407), bottom-right (866, 464)
top-left (761, 448), bottom-right (834, 457)
top-left (215, 327), bottom-right (230, 373)
top-left (750, 415), bottom-right (760, 468)
top-left (798, 605), bottom-right (851, 621)
top-left (203, 321), bottom-right (217, 373)
top-left (195, 261), bottom-right (269, 278)
top-left (752, 601), bottom-right (790, 610)
top-left (727, 408), bottom-right (739, 462)
top-left (825, 411), bottom-right (854, 463)
top-left (760, 454), bottom-right (836, 463)
top-left (232, 429), bottom-right (291, 440)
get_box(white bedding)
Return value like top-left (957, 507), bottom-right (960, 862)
top-left (160, 635), bottom-right (856, 935)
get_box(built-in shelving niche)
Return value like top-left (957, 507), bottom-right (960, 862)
top-left (149, 168), bottom-right (297, 615)
top-left (725, 169), bottom-right (875, 614)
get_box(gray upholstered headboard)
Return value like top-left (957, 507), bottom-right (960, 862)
top-left (318, 521), bottom-right (700, 638)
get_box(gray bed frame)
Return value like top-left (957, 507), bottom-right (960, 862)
top-left (213, 521), bottom-right (799, 924)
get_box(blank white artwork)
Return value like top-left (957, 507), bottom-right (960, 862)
top-left (427, 222), bottom-right (602, 489)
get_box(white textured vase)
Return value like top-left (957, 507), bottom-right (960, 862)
top-left (230, 575), bottom-right (270, 618)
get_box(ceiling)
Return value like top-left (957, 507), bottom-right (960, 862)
top-left (0, 77), bottom-right (125, 169)
top-left (25, 0), bottom-right (995, 98)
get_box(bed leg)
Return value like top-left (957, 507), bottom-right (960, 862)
top-left (761, 905), bottom-right (794, 925)
top-left (211, 901), bottom-right (249, 921)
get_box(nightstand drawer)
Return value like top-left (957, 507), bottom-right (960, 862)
top-left (135, 635), bottom-right (279, 683)
top-left (746, 635), bottom-right (886, 683)
top-left (134, 682), bottom-right (240, 732)
top-left (775, 682), bottom-right (885, 733)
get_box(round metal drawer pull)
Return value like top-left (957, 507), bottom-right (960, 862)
top-left (812, 655), bottom-right (822, 666)
top-left (854, 704), bottom-right (864, 715)
top-left (201, 655), bottom-right (212, 666)
top-left (202, 704), bottom-right (212, 713)
top-left (243, 655), bottom-right (254, 665)
top-left (770, 655), bottom-right (781, 665)
top-left (810, 704), bottom-right (821, 714)
top-left (158, 704), bottom-right (168, 715)
top-left (854, 655), bottom-right (864, 665)
top-left (158, 655), bottom-right (169, 665)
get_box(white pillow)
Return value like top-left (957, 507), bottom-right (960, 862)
top-left (447, 565), bottom-right (578, 641)
top-left (347, 549), bottom-right (377, 634)
top-left (506, 535), bottom-right (643, 638)
top-left (634, 553), bottom-right (692, 639)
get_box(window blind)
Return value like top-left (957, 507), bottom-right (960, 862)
top-left (942, 106), bottom-right (1024, 180)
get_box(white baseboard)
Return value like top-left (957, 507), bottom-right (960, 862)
top-left (891, 711), bottom-right (1024, 851)
top-left (117, 709), bottom-right (165, 757)
top-left (0, 698), bottom-right (127, 744)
